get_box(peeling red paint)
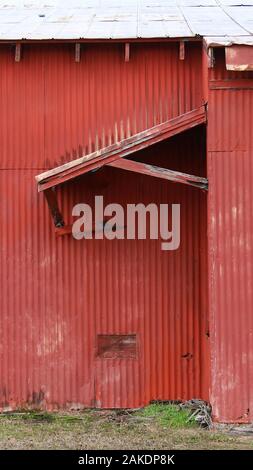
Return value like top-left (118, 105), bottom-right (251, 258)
top-left (225, 45), bottom-right (253, 71)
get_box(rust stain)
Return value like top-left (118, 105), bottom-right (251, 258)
top-left (30, 390), bottom-right (45, 407)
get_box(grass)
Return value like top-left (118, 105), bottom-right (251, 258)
top-left (137, 403), bottom-right (196, 428)
top-left (0, 405), bottom-right (252, 450)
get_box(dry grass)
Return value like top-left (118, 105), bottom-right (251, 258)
top-left (0, 404), bottom-right (252, 450)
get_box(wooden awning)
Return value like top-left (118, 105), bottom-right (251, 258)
top-left (35, 106), bottom-right (207, 192)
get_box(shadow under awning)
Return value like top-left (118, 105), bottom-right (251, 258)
top-left (35, 106), bottom-right (207, 193)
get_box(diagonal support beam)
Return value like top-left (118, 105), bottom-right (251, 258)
top-left (36, 106), bottom-right (206, 192)
top-left (44, 188), bottom-right (65, 227)
top-left (107, 159), bottom-right (208, 190)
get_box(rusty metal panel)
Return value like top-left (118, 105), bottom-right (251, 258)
top-left (207, 48), bottom-right (253, 422)
top-left (0, 126), bottom-right (209, 410)
top-left (0, 42), bottom-right (203, 170)
top-left (0, 2), bottom-right (252, 42)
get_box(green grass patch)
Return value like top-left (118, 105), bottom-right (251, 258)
top-left (0, 411), bottom-right (89, 425)
top-left (0, 411), bottom-right (55, 423)
top-left (137, 403), bottom-right (197, 428)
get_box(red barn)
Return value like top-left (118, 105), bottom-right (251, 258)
top-left (0, 1), bottom-right (253, 423)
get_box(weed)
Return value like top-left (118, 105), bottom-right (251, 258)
top-left (137, 403), bottom-right (197, 428)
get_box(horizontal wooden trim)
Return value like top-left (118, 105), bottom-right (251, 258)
top-left (209, 79), bottom-right (253, 90)
top-left (107, 159), bottom-right (208, 190)
top-left (36, 106), bottom-right (207, 191)
top-left (55, 220), bottom-right (127, 237)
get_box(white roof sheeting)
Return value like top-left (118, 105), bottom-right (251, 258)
top-left (0, 1), bottom-right (252, 45)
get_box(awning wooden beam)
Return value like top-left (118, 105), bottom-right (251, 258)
top-left (36, 106), bottom-right (206, 192)
top-left (44, 188), bottom-right (65, 227)
top-left (107, 159), bottom-right (208, 190)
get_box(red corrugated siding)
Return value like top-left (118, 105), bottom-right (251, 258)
top-left (0, 42), bottom-right (203, 169)
top-left (0, 42), bottom-right (208, 409)
top-left (0, 130), bottom-right (208, 410)
top-left (208, 49), bottom-right (253, 422)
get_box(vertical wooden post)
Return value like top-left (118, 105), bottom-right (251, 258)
top-left (44, 188), bottom-right (65, 227)
top-left (15, 44), bottom-right (21, 62)
top-left (125, 43), bottom-right (130, 62)
top-left (179, 41), bottom-right (185, 60)
top-left (75, 43), bottom-right (81, 62)
top-left (208, 47), bottom-right (215, 68)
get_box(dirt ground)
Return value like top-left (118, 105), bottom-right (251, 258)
top-left (0, 406), bottom-right (253, 450)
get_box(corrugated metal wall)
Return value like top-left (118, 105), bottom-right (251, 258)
top-left (0, 42), bottom-right (208, 409)
top-left (208, 49), bottom-right (253, 422)
top-left (0, 42), bottom-right (203, 170)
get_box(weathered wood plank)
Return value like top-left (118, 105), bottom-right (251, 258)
top-left (36, 106), bottom-right (206, 191)
top-left (179, 41), bottom-right (185, 60)
top-left (55, 218), bottom-right (126, 237)
top-left (75, 43), bottom-right (81, 62)
top-left (125, 43), bottom-right (130, 62)
top-left (15, 44), bottom-right (21, 62)
top-left (44, 189), bottom-right (65, 227)
top-left (108, 159), bottom-right (208, 190)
